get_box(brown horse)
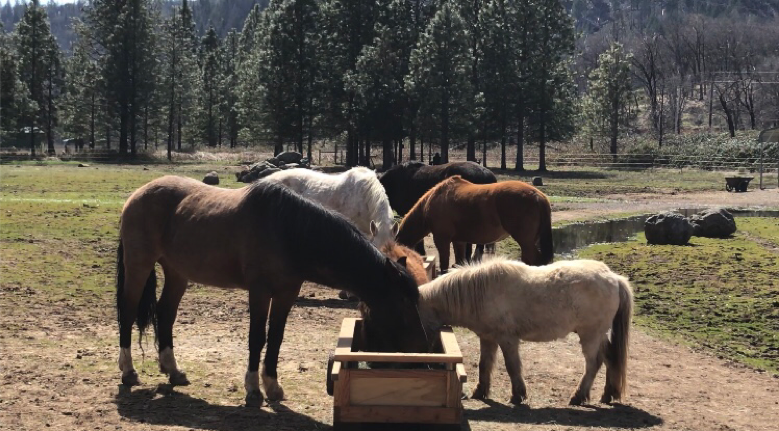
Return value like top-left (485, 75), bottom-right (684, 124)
top-left (380, 161), bottom-right (497, 258)
top-left (116, 176), bottom-right (428, 404)
top-left (359, 241), bottom-right (431, 353)
top-left (396, 176), bottom-right (553, 272)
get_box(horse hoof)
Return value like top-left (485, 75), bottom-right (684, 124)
top-left (569, 395), bottom-right (588, 406)
top-left (263, 380), bottom-right (285, 402)
top-left (121, 370), bottom-right (141, 387)
top-left (600, 393), bottom-right (619, 404)
top-left (471, 386), bottom-right (489, 400)
top-left (245, 390), bottom-right (264, 407)
top-left (510, 394), bottom-right (527, 405)
top-left (169, 371), bottom-right (190, 386)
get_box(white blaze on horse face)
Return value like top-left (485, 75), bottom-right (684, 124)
top-left (118, 347), bottom-right (133, 372)
top-left (159, 347), bottom-right (179, 374)
top-left (244, 370), bottom-right (260, 393)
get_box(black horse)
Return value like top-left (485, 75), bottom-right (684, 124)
top-left (380, 161), bottom-right (497, 257)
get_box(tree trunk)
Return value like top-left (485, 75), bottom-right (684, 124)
top-left (383, 137), bottom-right (394, 169)
top-left (409, 123), bottom-right (416, 161)
top-left (515, 112), bottom-right (524, 171)
top-left (89, 92), bottom-right (95, 150)
top-left (539, 116), bottom-right (547, 172)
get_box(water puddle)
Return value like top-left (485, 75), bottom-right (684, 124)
top-left (553, 208), bottom-right (779, 256)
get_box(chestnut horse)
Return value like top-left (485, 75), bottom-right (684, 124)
top-left (116, 176), bottom-right (428, 404)
top-left (396, 176), bottom-right (553, 272)
top-left (380, 161), bottom-right (497, 258)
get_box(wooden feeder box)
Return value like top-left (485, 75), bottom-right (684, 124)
top-left (423, 255), bottom-right (437, 280)
top-left (328, 318), bottom-right (466, 430)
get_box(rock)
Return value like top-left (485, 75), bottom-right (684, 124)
top-left (236, 169), bottom-right (249, 182)
top-left (532, 176), bottom-right (543, 186)
top-left (253, 167), bottom-right (281, 181)
top-left (266, 157), bottom-right (281, 167)
top-left (203, 171), bottom-right (220, 185)
top-left (299, 157), bottom-right (310, 168)
top-left (644, 212), bottom-right (693, 245)
top-left (281, 163), bottom-right (300, 170)
top-left (77, 163), bottom-right (89, 167)
top-left (276, 151), bottom-right (303, 165)
top-left (689, 208), bottom-right (736, 238)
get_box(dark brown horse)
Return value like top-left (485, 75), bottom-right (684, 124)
top-left (116, 176), bottom-right (428, 404)
top-left (380, 161), bottom-right (497, 258)
top-left (396, 176), bottom-right (553, 272)
top-left (358, 241), bottom-right (432, 353)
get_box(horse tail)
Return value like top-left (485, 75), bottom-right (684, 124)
top-left (604, 276), bottom-right (633, 401)
top-left (537, 197), bottom-right (554, 265)
top-left (116, 239), bottom-right (158, 345)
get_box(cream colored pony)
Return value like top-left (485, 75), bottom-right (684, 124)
top-left (418, 257), bottom-right (633, 405)
top-left (261, 167), bottom-right (397, 247)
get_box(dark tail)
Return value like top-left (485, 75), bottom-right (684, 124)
top-left (538, 198), bottom-right (554, 265)
top-left (603, 276), bottom-right (633, 402)
top-left (116, 240), bottom-right (158, 345)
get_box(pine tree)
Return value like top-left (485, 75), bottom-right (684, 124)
top-left (198, 26), bottom-right (220, 147)
top-left (61, 23), bottom-right (101, 150)
top-left (220, 30), bottom-right (239, 148)
top-left (14, 0), bottom-right (59, 155)
top-left (349, 0), bottom-right (414, 168)
top-left (85, 0), bottom-right (158, 156)
top-left (406, 2), bottom-right (472, 164)
top-left (582, 42), bottom-right (632, 160)
top-left (1, 31), bottom-right (35, 143)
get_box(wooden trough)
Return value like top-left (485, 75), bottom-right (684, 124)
top-left (328, 317), bottom-right (466, 430)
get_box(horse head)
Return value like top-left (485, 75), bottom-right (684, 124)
top-left (358, 256), bottom-right (429, 356)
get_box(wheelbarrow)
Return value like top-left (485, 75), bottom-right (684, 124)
top-left (725, 176), bottom-right (753, 192)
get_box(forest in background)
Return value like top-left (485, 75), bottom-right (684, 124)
top-left (1, 0), bottom-right (778, 170)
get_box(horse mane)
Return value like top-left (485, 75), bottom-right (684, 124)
top-left (419, 256), bottom-right (521, 320)
top-left (243, 180), bottom-right (418, 301)
top-left (343, 167), bottom-right (395, 230)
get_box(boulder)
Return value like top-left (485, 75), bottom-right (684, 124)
top-left (203, 171), bottom-right (219, 185)
top-left (532, 176), bottom-right (543, 186)
top-left (266, 157), bottom-right (281, 167)
top-left (78, 163), bottom-right (90, 168)
top-left (299, 157), bottom-right (310, 168)
top-left (644, 212), bottom-right (693, 245)
top-left (276, 151), bottom-right (303, 165)
top-left (253, 167), bottom-right (281, 180)
top-left (689, 208), bottom-right (736, 238)
top-left (281, 163), bottom-right (300, 170)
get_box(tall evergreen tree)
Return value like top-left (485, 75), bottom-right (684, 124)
top-left (407, 2), bottom-right (472, 164)
top-left (198, 26), bottom-right (220, 147)
top-left (582, 42), bottom-right (632, 160)
top-left (1, 30), bottom-right (35, 142)
top-left (14, 0), bottom-right (59, 155)
top-left (85, 0), bottom-right (158, 156)
top-left (61, 23), bottom-right (101, 150)
top-left (220, 30), bottom-right (239, 148)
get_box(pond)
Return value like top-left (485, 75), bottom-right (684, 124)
top-left (553, 208), bottom-right (779, 257)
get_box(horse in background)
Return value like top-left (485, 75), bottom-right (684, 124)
top-left (418, 257), bottom-right (633, 405)
top-left (261, 167), bottom-right (396, 248)
top-left (380, 161), bottom-right (497, 258)
top-left (396, 176), bottom-right (553, 272)
top-left (116, 176), bottom-right (428, 404)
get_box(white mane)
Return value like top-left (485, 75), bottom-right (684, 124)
top-left (261, 167), bottom-right (395, 247)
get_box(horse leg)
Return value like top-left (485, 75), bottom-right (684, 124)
top-left (570, 334), bottom-right (604, 405)
top-left (261, 286), bottom-right (301, 402)
top-left (453, 242), bottom-right (467, 267)
top-left (245, 286), bottom-right (272, 406)
top-left (464, 243), bottom-right (473, 262)
top-left (433, 236), bottom-right (451, 273)
top-left (473, 244), bottom-right (485, 261)
top-left (117, 256), bottom-right (156, 387)
top-left (512, 234), bottom-right (541, 266)
top-left (414, 239), bottom-right (426, 256)
top-left (471, 337), bottom-right (498, 400)
top-left (156, 266), bottom-right (189, 386)
top-left (499, 339), bottom-right (528, 404)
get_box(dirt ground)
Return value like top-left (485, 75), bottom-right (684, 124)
top-left (1, 188), bottom-right (778, 431)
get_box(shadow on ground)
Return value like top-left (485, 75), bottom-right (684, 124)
top-left (464, 399), bottom-right (663, 429)
top-left (115, 385), bottom-right (328, 431)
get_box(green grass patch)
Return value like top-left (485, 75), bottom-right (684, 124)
top-left (577, 219), bottom-right (779, 373)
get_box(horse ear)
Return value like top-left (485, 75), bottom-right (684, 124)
top-left (370, 220), bottom-right (378, 237)
top-left (391, 221), bottom-right (399, 237)
top-left (397, 256), bottom-right (407, 267)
